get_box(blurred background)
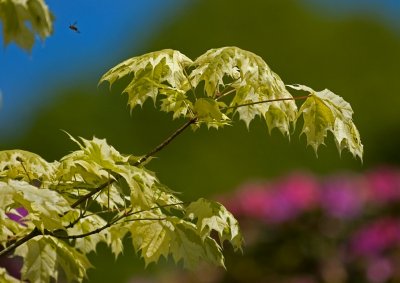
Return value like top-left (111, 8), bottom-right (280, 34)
top-left (1, 0), bottom-right (400, 282)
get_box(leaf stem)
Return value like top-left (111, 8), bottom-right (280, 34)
top-left (17, 157), bottom-right (32, 183)
top-left (125, 202), bottom-right (186, 218)
top-left (71, 179), bottom-right (114, 209)
top-left (223, 95), bottom-right (310, 110)
top-left (182, 66), bottom-right (197, 100)
top-left (216, 88), bottom-right (236, 101)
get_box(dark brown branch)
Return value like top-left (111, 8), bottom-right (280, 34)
top-left (0, 228), bottom-right (40, 257)
top-left (71, 179), bottom-right (114, 209)
top-left (51, 202), bottom-right (186, 240)
top-left (135, 117), bottom-right (197, 166)
top-left (51, 217), bottom-right (166, 240)
top-left (50, 222), bottom-right (113, 239)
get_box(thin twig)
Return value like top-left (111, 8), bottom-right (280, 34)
top-left (51, 217), bottom-right (166, 240)
top-left (77, 201), bottom-right (185, 223)
top-left (125, 202), bottom-right (186, 218)
top-left (122, 217), bottom-right (166, 224)
top-left (223, 95), bottom-right (310, 110)
top-left (135, 117), bottom-right (197, 166)
top-left (16, 157), bottom-right (32, 183)
top-left (182, 66), bottom-right (197, 100)
top-left (71, 179), bottom-right (114, 209)
top-left (216, 88), bottom-right (236, 101)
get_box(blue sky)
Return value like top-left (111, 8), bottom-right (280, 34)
top-left (0, 0), bottom-right (399, 141)
top-left (0, 0), bottom-right (192, 139)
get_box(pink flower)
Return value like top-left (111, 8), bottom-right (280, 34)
top-left (222, 173), bottom-right (319, 223)
top-left (6, 207), bottom-right (28, 225)
top-left (366, 257), bottom-right (394, 283)
top-left (260, 173), bottom-right (319, 223)
top-left (226, 182), bottom-right (272, 219)
top-left (320, 175), bottom-right (366, 219)
top-left (366, 167), bottom-right (400, 203)
top-left (350, 218), bottom-right (400, 257)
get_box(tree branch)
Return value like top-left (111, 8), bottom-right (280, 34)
top-left (52, 202), bottom-right (184, 240)
top-left (70, 179), bottom-right (114, 209)
top-left (0, 119), bottom-right (196, 256)
top-left (135, 117), bottom-right (197, 166)
top-left (0, 228), bottom-right (40, 257)
top-left (1, 95), bottom-right (308, 256)
top-left (50, 217), bottom-right (166, 240)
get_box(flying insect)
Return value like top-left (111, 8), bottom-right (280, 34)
top-left (69, 21), bottom-right (80, 33)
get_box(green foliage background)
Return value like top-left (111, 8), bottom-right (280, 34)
top-left (2, 0), bottom-right (399, 282)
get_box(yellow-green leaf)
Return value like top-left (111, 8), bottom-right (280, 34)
top-left (99, 49), bottom-right (193, 118)
top-left (15, 236), bottom-right (58, 283)
top-left (2, 180), bottom-right (70, 231)
top-left (289, 84), bottom-right (363, 160)
top-left (190, 47), bottom-right (297, 132)
top-left (0, 0), bottom-right (54, 51)
top-left (186, 198), bottom-right (243, 251)
top-left (0, 267), bottom-right (20, 283)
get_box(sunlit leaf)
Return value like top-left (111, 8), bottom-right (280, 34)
top-left (0, 267), bottom-right (20, 283)
top-left (128, 212), bottom-right (225, 269)
top-left (1, 180), bottom-right (70, 231)
top-left (69, 214), bottom-right (109, 254)
top-left (107, 225), bottom-right (130, 258)
top-left (289, 84), bottom-right (363, 160)
top-left (0, 0), bottom-right (53, 51)
top-left (15, 236), bottom-right (58, 283)
top-left (51, 237), bottom-right (92, 282)
top-left (186, 198), bottom-right (243, 251)
top-left (99, 49), bottom-right (193, 118)
top-left (190, 47), bottom-right (297, 132)
top-left (0, 149), bottom-right (57, 184)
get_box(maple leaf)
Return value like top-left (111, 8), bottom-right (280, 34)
top-left (186, 198), bottom-right (243, 251)
top-left (2, 180), bottom-right (71, 231)
top-left (69, 214), bottom-right (109, 253)
top-left (0, 267), bottom-right (20, 283)
top-left (0, 208), bottom-right (27, 246)
top-left (0, 149), bottom-right (57, 184)
top-left (15, 236), bottom-right (92, 283)
top-left (0, 0), bottom-right (53, 51)
top-left (190, 47), bottom-right (297, 133)
top-left (15, 236), bottom-right (58, 283)
top-left (194, 98), bottom-right (230, 128)
top-left (99, 49), bottom-right (194, 119)
top-left (129, 212), bottom-right (225, 269)
top-left (289, 84), bottom-right (363, 160)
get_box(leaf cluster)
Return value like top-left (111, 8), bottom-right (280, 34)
top-left (100, 47), bottom-right (363, 159)
top-left (0, 136), bottom-right (243, 282)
